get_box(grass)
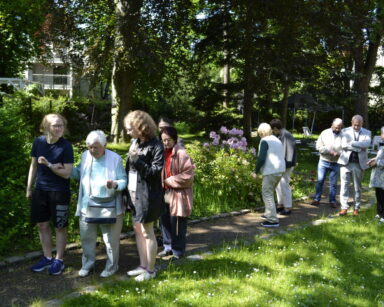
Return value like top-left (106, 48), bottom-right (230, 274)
top-left (58, 207), bottom-right (384, 307)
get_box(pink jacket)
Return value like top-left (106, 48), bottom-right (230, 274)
top-left (162, 144), bottom-right (194, 217)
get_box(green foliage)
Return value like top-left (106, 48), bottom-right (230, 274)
top-left (186, 141), bottom-right (261, 217)
top-left (174, 121), bottom-right (191, 135)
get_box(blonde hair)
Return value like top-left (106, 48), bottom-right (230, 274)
top-left (257, 123), bottom-right (272, 138)
top-left (39, 113), bottom-right (67, 134)
top-left (124, 110), bottom-right (157, 140)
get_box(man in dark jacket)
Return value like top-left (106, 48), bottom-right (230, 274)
top-left (270, 119), bottom-right (297, 215)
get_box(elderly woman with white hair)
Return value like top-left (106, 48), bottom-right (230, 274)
top-left (254, 123), bottom-right (285, 227)
top-left (71, 130), bottom-right (127, 278)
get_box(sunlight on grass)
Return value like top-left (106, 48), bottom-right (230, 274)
top-left (62, 208), bottom-right (384, 307)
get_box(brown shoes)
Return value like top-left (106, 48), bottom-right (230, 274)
top-left (311, 200), bottom-right (320, 206)
top-left (353, 209), bottom-right (359, 216)
top-left (330, 202), bottom-right (338, 208)
top-left (339, 209), bottom-right (348, 216)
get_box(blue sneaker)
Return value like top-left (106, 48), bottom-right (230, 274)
top-left (48, 259), bottom-right (65, 275)
top-left (31, 256), bottom-right (53, 272)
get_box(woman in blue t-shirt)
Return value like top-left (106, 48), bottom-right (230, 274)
top-left (26, 113), bottom-right (74, 275)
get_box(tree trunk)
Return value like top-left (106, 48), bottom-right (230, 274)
top-left (280, 79), bottom-right (289, 128)
top-left (110, 0), bottom-right (143, 143)
top-left (242, 4), bottom-right (254, 141)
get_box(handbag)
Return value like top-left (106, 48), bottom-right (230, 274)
top-left (85, 157), bottom-right (117, 224)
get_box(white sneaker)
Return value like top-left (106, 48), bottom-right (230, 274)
top-left (127, 266), bottom-right (146, 277)
top-left (78, 268), bottom-right (90, 277)
top-left (100, 268), bottom-right (118, 278)
top-left (375, 214), bottom-right (380, 219)
top-left (134, 270), bottom-right (156, 282)
top-left (379, 217), bottom-right (384, 223)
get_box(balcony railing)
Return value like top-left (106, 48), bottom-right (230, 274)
top-left (32, 74), bottom-right (72, 90)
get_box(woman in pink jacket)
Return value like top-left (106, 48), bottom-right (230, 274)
top-left (158, 126), bottom-right (194, 260)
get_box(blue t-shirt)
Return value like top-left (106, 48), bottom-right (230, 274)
top-left (31, 135), bottom-right (74, 191)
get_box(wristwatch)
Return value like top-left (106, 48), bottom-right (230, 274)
top-left (47, 162), bottom-right (52, 168)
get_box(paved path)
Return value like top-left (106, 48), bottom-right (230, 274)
top-left (0, 194), bottom-right (372, 307)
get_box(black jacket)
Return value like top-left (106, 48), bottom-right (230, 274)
top-left (126, 137), bottom-right (164, 223)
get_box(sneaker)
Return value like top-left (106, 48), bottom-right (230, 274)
top-left (261, 215), bottom-right (267, 219)
top-left (78, 268), bottom-right (90, 277)
top-left (48, 259), bottom-right (65, 275)
top-left (353, 209), bottom-right (359, 216)
top-left (134, 270), bottom-right (156, 282)
top-left (374, 214), bottom-right (380, 219)
top-left (100, 267), bottom-right (118, 278)
top-left (379, 218), bottom-right (384, 223)
top-left (279, 209), bottom-right (291, 216)
top-left (276, 206), bottom-right (284, 212)
top-left (330, 202), bottom-right (338, 208)
top-left (127, 266), bottom-right (146, 277)
top-left (261, 221), bottom-right (279, 228)
top-left (157, 249), bottom-right (172, 257)
top-left (31, 256), bottom-right (53, 272)
top-left (339, 209), bottom-right (348, 216)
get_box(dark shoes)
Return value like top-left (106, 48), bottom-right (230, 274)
top-left (261, 221), bottom-right (280, 228)
top-left (311, 200), bottom-right (320, 206)
top-left (330, 202), bottom-right (338, 208)
top-left (276, 206), bottom-right (284, 212)
top-left (279, 209), bottom-right (291, 215)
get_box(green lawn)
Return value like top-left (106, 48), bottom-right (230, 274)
top-left (57, 207), bottom-right (384, 307)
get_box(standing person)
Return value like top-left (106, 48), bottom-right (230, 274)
top-left (26, 113), bottom-right (74, 275)
top-left (158, 116), bottom-right (174, 132)
top-left (338, 115), bottom-right (371, 216)
top-left (368, 127), bottom-right (384, 223)
top-left (311, 118), bottom-right (343, 208)
top-left (270, 119), bottom-right (297, 215)
top-left (254, 123), bottom-right (285, 227)
top-left (124, 110), bottom-right (164, 282)
top-left (71, 130), bottom-right (127, 278)
top-left (157, 126), bottom-right (194, 260)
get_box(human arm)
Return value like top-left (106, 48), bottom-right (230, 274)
top-left (26, 157), bottom-right (37, 199)
top-left (37, 156), bottom-right (73, 179)
top-left (106, 158), bottom-right (128, 190)
top-left (255, 140), bottom-right (268, 174)
top-left (351, 130), bottom-right (371, 150)
top-left (164, 151), bottom-right (194, 189)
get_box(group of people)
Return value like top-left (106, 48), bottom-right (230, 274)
top-left (256, 114), bottom-right (384, 228)
top-left (26, 111), bottom-right (194, 281)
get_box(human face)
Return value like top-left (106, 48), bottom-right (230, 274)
top-left (272, 127), bottom-right (281, 136)
top-left (88, 142), bottom-right (105, 159)
top-left (125, 123), bottom-right (140, 139)
top-left (158, 120), bottom-right (170, 132)
top-left (48, 117), bottom-right (64, 139)
top-left (351, 119), bottom-right (363, 132)
top-left (161, 133), bottom-right (176, 149)
top-left (331, 122), bottom-right (342, 134)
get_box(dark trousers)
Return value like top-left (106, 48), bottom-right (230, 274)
top-left (160, 203), bottom-right (188, 257)
top-left (375, 188), bottom-right (384, 217)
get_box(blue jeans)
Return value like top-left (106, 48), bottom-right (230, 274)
top-left (314, 160), bottom-right (340, 203)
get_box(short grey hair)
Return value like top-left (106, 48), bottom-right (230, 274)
top-left (352, 114), bottom-right (363, 123)
top-left (332, 118), bottom-right (343, 125)
top-left (86, 130), bottom-right (107, 146)
top-left (257, 123), bottom-right (272, 138)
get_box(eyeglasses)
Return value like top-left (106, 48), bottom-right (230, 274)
top-left (52, 124), bottom-right (64, 128)
top-left (162, 138), bottom-right (174, 143)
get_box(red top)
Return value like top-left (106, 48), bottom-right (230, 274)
top-left (164, 148), bottom-right (172, 188)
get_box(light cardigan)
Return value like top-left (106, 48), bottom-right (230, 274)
top-left (72, 149), bottom-right (127, 216)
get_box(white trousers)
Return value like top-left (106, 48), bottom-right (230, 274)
top-left (262, 173), bottom-right (283, 223)
top-left (340, 163), bottom-right (363, 210)
top-left (79, 214), bottom-right (123, 273)
top-left (276, 167), bottom-right (294, 208)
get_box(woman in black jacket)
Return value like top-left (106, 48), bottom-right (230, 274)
top-left (124, 110), bottom-right (164, 282)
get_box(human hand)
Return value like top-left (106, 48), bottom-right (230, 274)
top-left (251, 172), bottom-right (258, 179)
top-left (37, 156), bottom-right (49, 166)
top-left (26, 189), bottom-right (33, 199)
top-left (129, 150), bottom-right (139, 163)
top-left (368, 158), bottom-right (377, 167)
top-left (106, 180), bottom-right (117, 189)
top-left (51, 163), bottom-right (64, 170)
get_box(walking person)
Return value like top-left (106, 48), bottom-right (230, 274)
top-left (71, 130), bottom-right (127, 278)
top-left (338, 115), bottom-right (371, 216)
top-left (157, 126), bottom-right (194, 260)
top-left (311, 118), bottom-right (343, 208)
top-left (368, 127), bottom-right (384, 223)
top-left (270, 119), bottom-right (297, 215)
top-left (254, 123), bottom-right (285, 227)
top-left (26, 113), bottom-right (74, 275)
top-left (124, 110), bottom-right (164, 282)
